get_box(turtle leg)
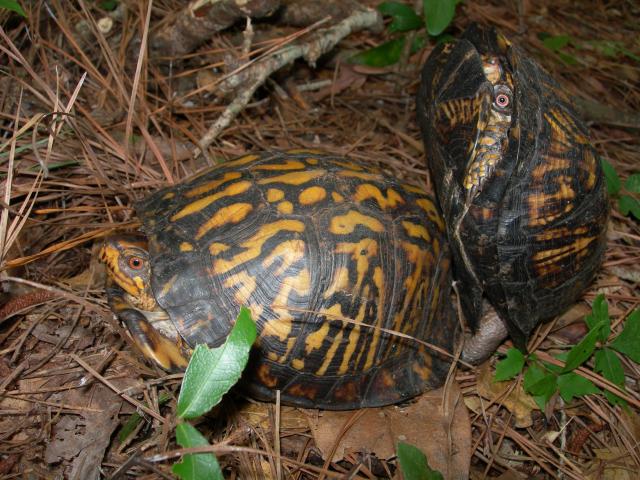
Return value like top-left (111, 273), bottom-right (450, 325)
top-left (461, 303), bottom-right (508, 364)
top-left (116, 307), bottom-right (190, 372)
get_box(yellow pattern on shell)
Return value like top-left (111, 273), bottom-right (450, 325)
top-left (185, 172), bottom-right (242, 198)
top-left (172, 181), bottom-right (252, 221)
top-left (277, 201), bottom-right (293, 214)
top-left (195, 203), bottom-right (253, 240)
top-left (330, 211), bottom-right (384, 235)
top-left (213, 220), bottom-right (305, 275)
top-left (266, 188), bottom-right (285, 202)
top-left (257, 170), bottom-right (326, 186)
top-left (353, 184), bottom-right (404, 210)
top-left (299, 186), bottom-right (327, 205)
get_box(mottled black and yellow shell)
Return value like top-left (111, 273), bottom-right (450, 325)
top-left (137, 150), bottom-right (457, 409)
top-left (417, 25), bottom-right (608, 348)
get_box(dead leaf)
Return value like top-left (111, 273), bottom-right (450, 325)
top-left (309, 382), bottom-right (470, 479)
top-left (235, 401), bottom-right (309, 431)
top-left (586, 448), bottom-right (636, 480)
top-left (45, 384), bottom-right (123, 480)
top-left (312, 64), bottom-right (367, 101)
top-left (473, 363), bottom-right (537, 428)
top-left (555, 303), bottom-right (591, 329)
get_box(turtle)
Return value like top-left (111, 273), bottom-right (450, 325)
top-left (416, 24), bottom-right (609, 361)
top-left (100, 25), bottom-right (609, 408)
top-left (100, 150), bottom-right (458, 409)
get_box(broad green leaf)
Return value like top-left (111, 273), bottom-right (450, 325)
top-left (562, 320), bottom-right (606, 373)
top-left (557, 372), bottom-right (601, 403)
top-left (524, 364), bottom-right (557, 410)
top-left (0, 0), bottom-right (25, 17)
top-left (618, 195), bottom-right (640, 220)
top-left (494, 348), bottom-right (525, 381)
top-left (350, 38), bottom-right (406, 67)
top-left (177, 307), bottom-right (257, 419)
top-left (543, 35), bottom-right (571, 52)
top-left (423, 0), bottom-right (457, 36)
top-left (378, 2), bottom-right (423, 33)
top-left (584, 294), bottom-right (610, 341)
top-left (544, 360), bottom-right (563, 374)
top-left (594, 348), bottom-right (625, 386)
top-left (610, 309), bottom-right (640, 363)
top-left (625, 174), bottom-right (640, 193)
top-left (604, 390), bottom-right (627, 407)
top-left (172, 423), bottom-right (222, 480)
top-left (600, 158), bottom-right (621, 195)
top-left (397, 442), bottom-right (444, 480)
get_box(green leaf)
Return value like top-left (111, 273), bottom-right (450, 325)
top-left (584, 294), bottom-right (610, 342)
top-left (99, 0), bottom-right (118, 10)
top-left (625, 174), bottom-right (640, 193)
top-left (618, 195), bottom-right (640, 220)
top-left (600, 158), bottom-right (621, 195)
top-left (494, 348), bottom-right (525, 381)
top-left (620, 46), bottom-right (640, 63)
top-left (562, 320), bottom-right (606, 373)
top-left (177, 307), bottom-right (257, 419)
top-left (378, 2), bottom-right (423, 33)
top-left (604, 390), bottom-right (627, 407)
top-left (610, 309), bottom-right (640, 363)
top-left (350, 38), bottom-right (406, 67)
top-left (524, 364), bottom-right (557, 410)
top-left (118, 411), bottom-right (143, 444)
top-left (543, 35), bottom-right (571, 52)
top-left (594, 348), bottom-right (625, 386)
top-left (0, 0), bottom-right (26, 17)
top-left (593, 40), bottom-right (619, 57)
top-left (597, 349), bottom-right (629, 407)
top-left (557, 52), bottom-right (578, 65)
top-left (118, 393), bottom-right (172, 443)
top-left (423, 0), bottom-right (457, 36)
top-left (397, 442), bottom-right (444, 480)
top-left (172, 423), bottom-right (222, 480)
top-left (557, 372), bottom-right (601, 403)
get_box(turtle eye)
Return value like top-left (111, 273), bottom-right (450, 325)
top-left (128, 256), bottom-right (144, 270)
top-left (493, 86), bottom-right (512, 111)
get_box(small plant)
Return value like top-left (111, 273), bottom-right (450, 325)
top-left (171, 306), bottom-right (257, 480)
top-left (541, 33), bottom-right (640, 65)
top-left (397, 441), bottom-right (444, 480)
top-left (601, 158), bottom-right (640, 221)
top-left (351, 0), bottom-right (460, 67)
top-left (495, 294), bottom-right (640, 409)
top-left (0, 0), bottom-right (25, 17)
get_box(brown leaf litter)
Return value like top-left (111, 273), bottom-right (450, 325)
top-left (0, 0), bottom-right (639, 478)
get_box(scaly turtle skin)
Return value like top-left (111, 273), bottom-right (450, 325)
top-left (100, 150), bottom-right (457, 410)
top-left (417, 25), bottom-right (608, 354)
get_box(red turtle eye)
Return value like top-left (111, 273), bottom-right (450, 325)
top-left (495, 93), bottom-right (510, 108)
top-left (128, 256), bottom-right (144, 270)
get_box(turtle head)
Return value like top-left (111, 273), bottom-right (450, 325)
top-left (99, 235), bottom-right (159, 312)
top-left (417, 25), bottom-right (518, 201)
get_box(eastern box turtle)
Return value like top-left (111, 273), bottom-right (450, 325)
top-left (101, 25), bottom-right (609, 408)
top-left (100, 150), bottom-right (458, 409)
top-left (417, 25), bottom-right (608, 359)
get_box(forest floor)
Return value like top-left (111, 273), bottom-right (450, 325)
top-left (0, 0), bottom-right (638, 478)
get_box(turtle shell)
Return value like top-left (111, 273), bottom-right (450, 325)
top-left (136, 150), bottom-right (457, 409)
top-left (417, 25), bottom-right (609, 349)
